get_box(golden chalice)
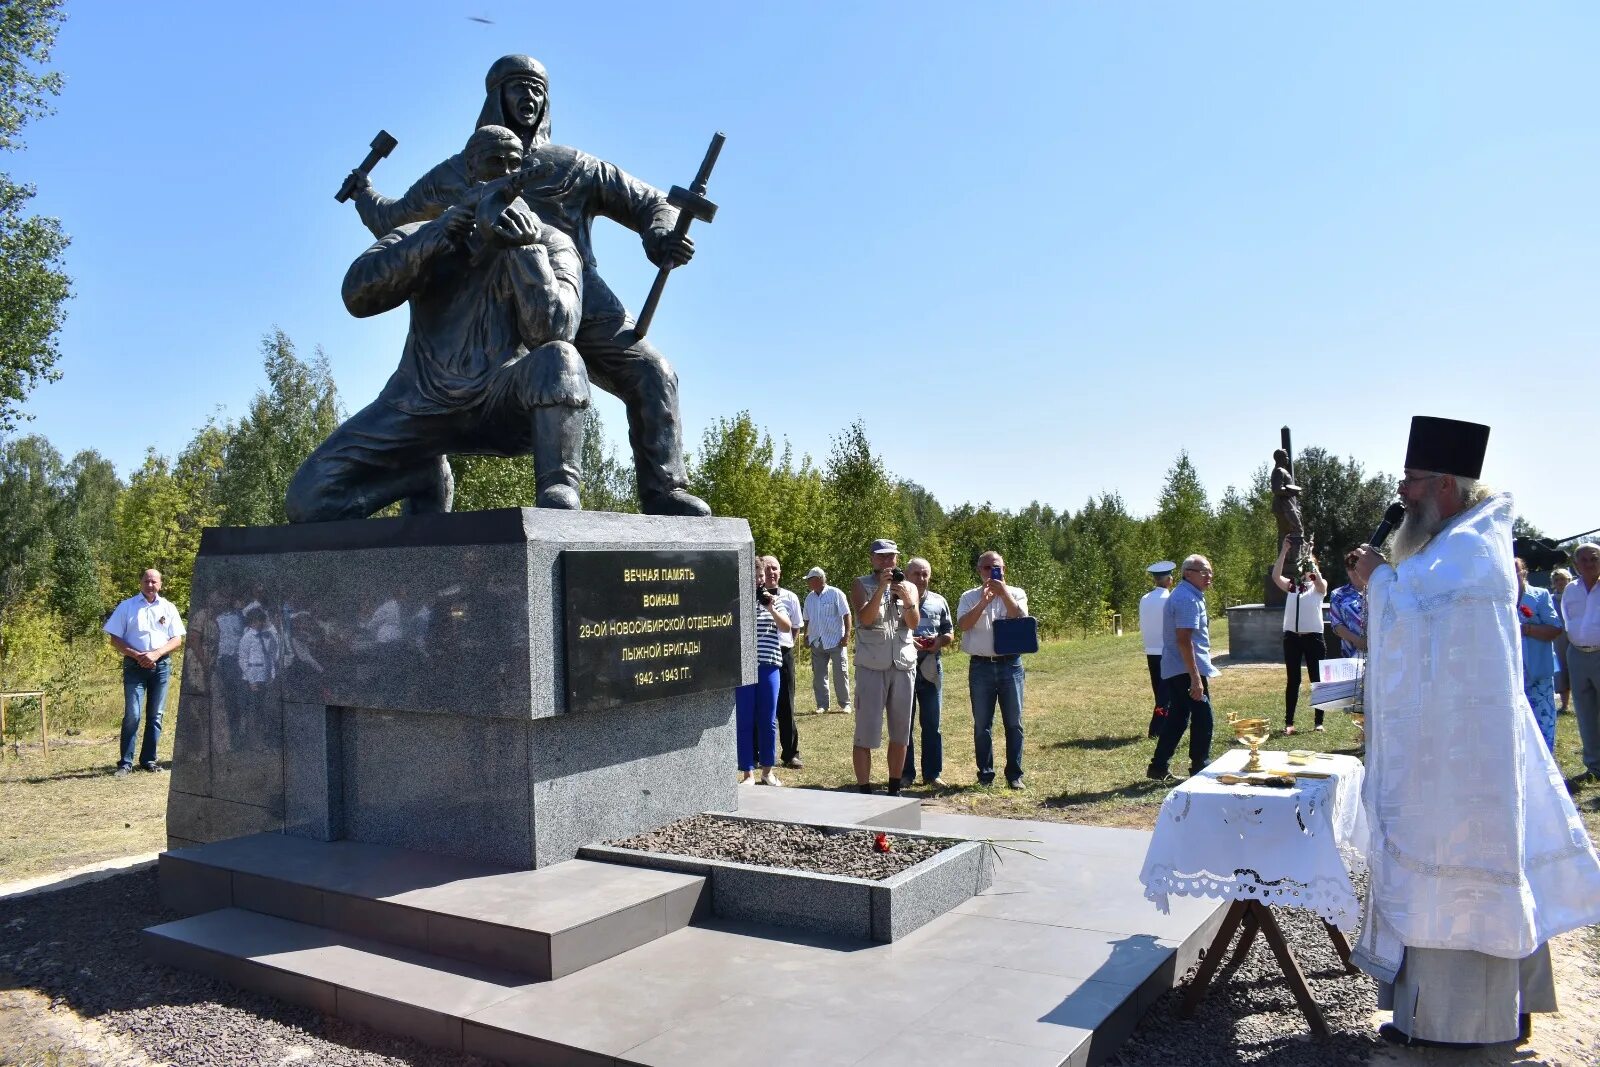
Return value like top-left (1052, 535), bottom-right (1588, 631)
top-left (1230, 716), bottom-right (1272, 772)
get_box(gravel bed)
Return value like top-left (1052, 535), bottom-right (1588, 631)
top-left (0, 867), bottom-right (492, 1067)
top-left (1108, 872), bottom-right (1382, 1066)
top-left (609, 813), bottom-right (949, 879)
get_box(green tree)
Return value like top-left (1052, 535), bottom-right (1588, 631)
top-left (47, 514), bottom-right (99, 634)
top-left (1060, 532), bottom-right (1109, 636)
top-left (0, 432), bottom-right (61, 616)
top-left (688, 412), bottom-right (779, 542)
top-left (0, 0), bottom-right (70, 430)
top-left (1293, 446), bottom-right (1393, 589)
top-left (216, 330), bottom-right (341, 526)
top-left (110, 450), bottom-right (197, 611)
top-left (1209, 482), bottom-right (1274, 609)
top-left (1154, 452), bottom-right (1211, 569)
top-left (578, 408), bottom-right (637, 513)
top-left (820, 421), bottom-right (901, 591)
top-left (449, 454), bottom-right (537, 512)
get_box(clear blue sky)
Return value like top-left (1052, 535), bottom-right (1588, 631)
top-left (15, 2), bottom-right (1599, 538)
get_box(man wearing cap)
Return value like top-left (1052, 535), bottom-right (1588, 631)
top-left (900, 557), bottom-right (954, 789)
top-left (850, 539), bottom-right (919, 795)
top-left (344, 54), bottom-right (710, 518)
top-left (1347, 416), bottom-right (1600, 1049)
top-left (957, 550), bottom-right (1030, 788)
top-left (760, 555), bottom-right (806, 770)
top-left (1562, 542), bottom-right (1600, 791)
top-left (803, 567), bottom-right (851, 714)
top-left (1139, 561), bottom-right (1176, 739)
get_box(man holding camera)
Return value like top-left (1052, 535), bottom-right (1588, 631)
top-left (850, 538), bottom-right (920, 795)
top-left (957, 551), bottom-right (1029, 789)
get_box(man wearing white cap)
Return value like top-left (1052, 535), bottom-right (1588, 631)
top-left (1348, 416), bottom-right (1600, 1049)
top-left (1140, 561), bottom-right (1176, 739)
top-left (803, 567), bottom-right (851, 714)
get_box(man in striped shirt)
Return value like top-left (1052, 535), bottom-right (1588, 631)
top-left (803, 567), bottom-right (851, 714)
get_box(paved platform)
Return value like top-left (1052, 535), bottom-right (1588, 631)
top-left (147, 798), bottom-right (1224, 1066)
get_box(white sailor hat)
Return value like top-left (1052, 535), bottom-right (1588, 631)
top-left (1147, 561), bottom-right (1177, 576)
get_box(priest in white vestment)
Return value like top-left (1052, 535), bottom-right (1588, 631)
top-left (1348, 415), bottom-right (1600, 1049)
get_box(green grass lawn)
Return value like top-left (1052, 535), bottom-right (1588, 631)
top-left (2, 622), bottom-right (1595, 883)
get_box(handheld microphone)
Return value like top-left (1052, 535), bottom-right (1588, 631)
top-left (1368, 501), bottom-right (1406, 547)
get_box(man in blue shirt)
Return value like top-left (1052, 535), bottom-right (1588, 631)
top-left (1516, 558), bottom-right (1562, 753)
top-left (1147, 554), bottom-right (1221, 781)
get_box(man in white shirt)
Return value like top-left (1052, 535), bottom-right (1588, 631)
top-left (1562, 542), bottom-right (1600, 792)
top-left (957, 550), bottom-right (1030, 789)
top-left (1139, 561), bottom-right (1176, 738)
top-left (760, 556), bottom-right (807, 770)
top-left (103, 569), bottom-right (187, 777)
top-left (802, 567), bottom-right (851, 714)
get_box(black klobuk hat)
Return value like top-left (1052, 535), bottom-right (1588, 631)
top-left (1404, 416), bottom-right (1490, 479)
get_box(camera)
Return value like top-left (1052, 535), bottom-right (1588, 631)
top-left (756, 585), bottom-right (776, 606)
top-left (890, 568), bottom-right (905, 584)
top-left (990, 565), bottom-right (1003, 581)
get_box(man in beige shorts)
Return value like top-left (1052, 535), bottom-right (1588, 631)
top-left (849, 538), bottom-right (920, 795)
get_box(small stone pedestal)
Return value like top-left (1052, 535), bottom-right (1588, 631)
top-left (1224, 604), bottom-right (1280, 663)
top-left (167, 509), bottom-right (756, 869)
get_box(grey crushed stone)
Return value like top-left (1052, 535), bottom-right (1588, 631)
top-left (609, 813), bottom-right (950, 878)
top-left (1109, 872), bottom-right (1384, 1065)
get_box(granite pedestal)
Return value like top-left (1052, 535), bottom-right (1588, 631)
top-left (167, 509), bottom-right (756, 869)
top-left (146, 793), bottom-right (1229, 1067)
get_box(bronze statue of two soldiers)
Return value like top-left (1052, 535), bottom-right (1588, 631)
top-left (288, 55), bottom-right (713, 522)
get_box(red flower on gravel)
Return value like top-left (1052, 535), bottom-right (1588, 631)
top-left (1519, 604), bottom-right (1534, 618)
top-left (873, 832), bottom-right (891, 853)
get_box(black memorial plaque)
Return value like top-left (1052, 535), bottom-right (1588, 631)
top-left (562, 549), bottom-right (743, 713)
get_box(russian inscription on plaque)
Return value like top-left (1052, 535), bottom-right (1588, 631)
top-left (562, 549), bottom-right (742, 712)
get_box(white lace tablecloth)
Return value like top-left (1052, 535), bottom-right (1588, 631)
top-left (1140, 747), bottom-right (1369, 929)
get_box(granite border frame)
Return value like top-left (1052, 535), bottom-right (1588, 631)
top-left (578, 818), bottom-right (993, 943)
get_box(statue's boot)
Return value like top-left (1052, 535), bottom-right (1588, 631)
top-left (643, 488), bottom-right (712, 517)
top-left (534, 404), bottom-right (584, 510)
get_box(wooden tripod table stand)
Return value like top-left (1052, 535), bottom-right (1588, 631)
top-left (1179, 897), bottom-right (1357, 1039)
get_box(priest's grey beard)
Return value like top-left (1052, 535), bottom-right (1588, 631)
top-left (1392, 495), bottom-right (1443, 562)
top-left (1391, 478), bottom-right (1489, 562)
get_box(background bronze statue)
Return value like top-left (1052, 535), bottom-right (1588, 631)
top-left (287, 126), bottom-right (589, 522)
top-left (1270, 447), bottom-right (1305, 555)
top-left (342, 54), bottom-right (713, 517)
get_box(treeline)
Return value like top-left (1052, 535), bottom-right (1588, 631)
top-left (2, 327), bottom-right (1409, 703)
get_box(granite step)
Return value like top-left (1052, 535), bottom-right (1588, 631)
top-left (143, 908), bottom-right (555, 1057)
top-left (159, 833), bottom-right (705, 980)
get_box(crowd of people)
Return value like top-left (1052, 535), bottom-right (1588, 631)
top-left (737, 541), bottom-right (1029, 793)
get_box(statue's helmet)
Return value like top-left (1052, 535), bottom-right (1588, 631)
top-left (478, 55), bottom-right (551, 147)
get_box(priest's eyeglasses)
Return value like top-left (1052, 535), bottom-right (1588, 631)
top-left (1398, 474), bottom-right (1442, 489)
